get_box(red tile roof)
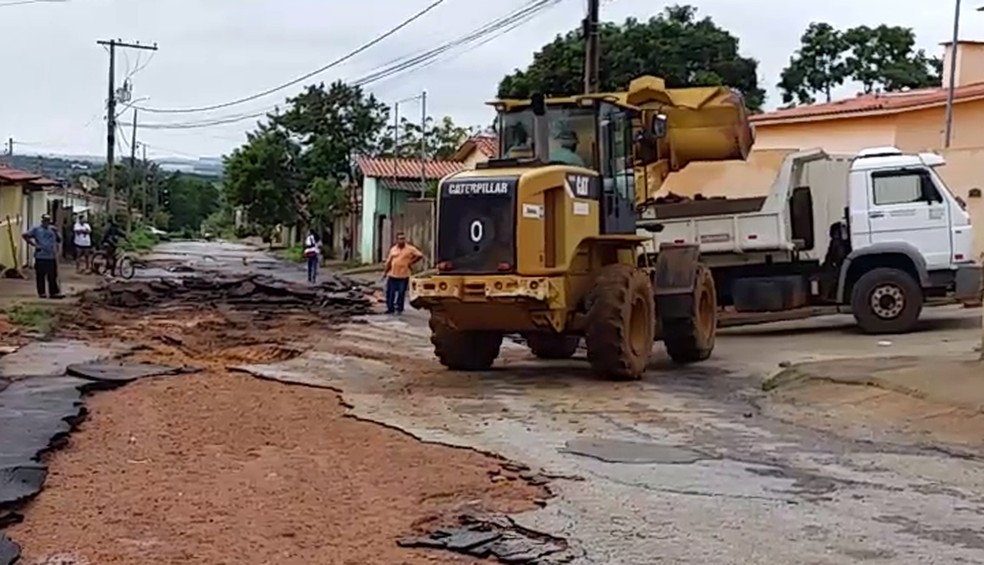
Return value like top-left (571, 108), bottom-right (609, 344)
top-left (751, 82), bottom-right (984, 124)
top-left (450, 134), bottom-right (499, 161)
top-left (0, 166), bottom-right (41, 183)
top-left (355, 156), bottom-right (464, 180)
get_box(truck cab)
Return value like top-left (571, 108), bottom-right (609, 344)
top-left (640, 146), bottom-right (981, 334)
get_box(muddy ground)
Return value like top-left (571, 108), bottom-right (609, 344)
top-left (2, 239), bottom-right (983, 564)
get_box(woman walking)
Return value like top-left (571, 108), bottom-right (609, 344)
top-left (303, 229), bottom-right (322, 284)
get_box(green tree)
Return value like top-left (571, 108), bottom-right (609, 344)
top-left (224, 81), bottom-right (388, 233)
top-left (779, 23), bottom-right (943, 105)
top-left (164, 173), bottom-right (221, 232)
top-left (497, 5), bottom-right (766, 112)
top-left (843, 25), bottom-right (941, 93)
top-left (778, 23), bottom-right (849, 105)
top-left (379, 115), bottom-right (476, 160)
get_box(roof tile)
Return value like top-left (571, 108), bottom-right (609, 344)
top-left (355, 156), bottom-right (464, 179)
top-left (0, 166), bottom-right (42, 183)
top-left (751, 82), bottom-right (984, 123)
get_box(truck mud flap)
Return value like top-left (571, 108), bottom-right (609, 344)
top-left (653, 244), bottom-right (700, 297)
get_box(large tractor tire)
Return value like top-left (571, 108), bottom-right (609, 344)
top-left (429, 316), bottom-right (503, 371)
top-left (525, 333), bottom-right (580, 360)
top-left (660, 265), bottom-right (717, 364)
top-left (584, 264), bottom-right (656, 380)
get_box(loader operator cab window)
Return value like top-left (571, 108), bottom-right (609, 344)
top-left (597, 101), bottom-right (637, 234)
top-left (497, 106), bottom-right (595, 168)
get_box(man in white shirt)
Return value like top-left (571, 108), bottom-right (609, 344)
top-left (73, 214), bottom-right (93, 273)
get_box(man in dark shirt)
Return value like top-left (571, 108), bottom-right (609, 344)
top-left (101, 220), bottom-right (128, 276)
top-left (22, 214), bottom-right (64, 299)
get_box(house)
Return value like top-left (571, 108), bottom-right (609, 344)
top-left (750, 40), bottom-right (984, 153)
top-left (450, 133), bottom-right (498, 168)
top-left (352, 156), bottom-right (464, 263)
top-left (0, 167), bottom-right (59, 270)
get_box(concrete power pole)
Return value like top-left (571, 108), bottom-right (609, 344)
top-left (128, 108), bottom-right (138, 230)
top-left (4, 137), bottom-right (12, 157)
top-left (419, 89), bottom-right (427, 199)
top-left (97, 39), bottom-right (157, 216)
top-left (943, 0), bottom-right (962, 148)
top-left (583, 0), bottom-right (601, 94)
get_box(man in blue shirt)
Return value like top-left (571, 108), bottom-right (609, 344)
top-left (22, 214), bottom-right (64, 299)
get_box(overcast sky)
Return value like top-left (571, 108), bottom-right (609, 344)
top-left (2, 0), bottom-right (981, 159)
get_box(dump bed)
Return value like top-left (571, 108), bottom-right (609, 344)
top-left (638, 149), bottom-right (845, 257)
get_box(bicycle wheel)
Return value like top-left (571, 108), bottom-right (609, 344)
top-left (90, 252), bottom-right (108, 276)
top-left (117, 256), bottom-right (136, 280)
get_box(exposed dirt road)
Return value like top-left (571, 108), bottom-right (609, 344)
top-left (3, 262), bottom-right (547, 565)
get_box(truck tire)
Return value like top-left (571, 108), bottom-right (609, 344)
top-left (429, 316), bottom-right (503, 370)
top-left (660, 265), bottom-right (717, 364)
top-left (584, 264), bottom-right (655, 380)
top-left (850, 267), bottom-right (923, 334)
top-left (525, 333), bottom-right (580, 359)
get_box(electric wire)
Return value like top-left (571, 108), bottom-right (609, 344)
top-left (128, 0), bottom-right (564, 131)
top-left (135, 0), bottom-right (449, 115)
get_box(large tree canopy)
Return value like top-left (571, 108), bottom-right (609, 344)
top-left (497, 5), bottom-right (766, 112)
top-left (779, 23), bottom-right (942, 106)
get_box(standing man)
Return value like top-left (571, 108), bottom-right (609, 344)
top-left (73, 214), bottom-right (93, 273)
top-left (22, 214), bottom-right (64, 299)
top-left (383, 232), bottom-right (423, 315)
top-left (303, 228), bottom-right (322, 284)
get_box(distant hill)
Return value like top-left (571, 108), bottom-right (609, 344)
top-left (2, 152), bottom-right (224, 179)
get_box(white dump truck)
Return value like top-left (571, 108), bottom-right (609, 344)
top-left (637, 147), bottom-right (982, 333)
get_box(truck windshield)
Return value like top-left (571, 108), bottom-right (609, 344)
top-left (497, 106), bottom-right (596, 169)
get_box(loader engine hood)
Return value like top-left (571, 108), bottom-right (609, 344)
top-left (436, 176), bottom-right (519, 274)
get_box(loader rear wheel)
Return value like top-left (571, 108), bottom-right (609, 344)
top-left (429, 316), bottom-right (502, 371)
top-left (584, 264), bottom-right (655, 380)
top-left (525, 333), bottom-right (580, 359)
top-left (661, 265), bottom-right (717, 364)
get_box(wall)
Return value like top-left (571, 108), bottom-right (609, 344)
top-left (893, 101), bottom-right (984, 151)
top-left (358, 176), bottom-right (378, 263)
top-left (753, 116), bottom-right (897, 153)
top-left (460, 148), bottom-right (490, 170)
top-left (0, 184), bottom-right (25, 269)
top-left (392, 199), bottom-right (435, 268)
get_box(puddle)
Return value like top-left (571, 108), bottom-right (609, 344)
top-left (560, 437), bottom-right (711, 464)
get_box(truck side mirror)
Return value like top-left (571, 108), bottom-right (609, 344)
top-left (651, 113), bottom-right (668, 139)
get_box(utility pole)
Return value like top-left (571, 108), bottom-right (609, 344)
top-left (583, 0), bottom-right (600, 93)
top-left (128, 108), bottom-right (138, 230)
top-left (5, 137), bottom-right (12, 157)
top-left (141, 144), bottom-right (148, 220)
top-left (97, 38), bottom-right (157, 216)
top-left (943, 0), bottom-right (962, 148)
top-left (419, 89), bottom-right (427, 199)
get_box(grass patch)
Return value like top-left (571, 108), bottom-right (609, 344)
top-left (5, 304), bottom-right (56, 334)
top-left (282, 244), bottom-right (305, 263)
top-left (121, 225), bottom-right (160, 253)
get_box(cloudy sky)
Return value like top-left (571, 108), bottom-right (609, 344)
top-left (2, 0), bottom-right (980, 159)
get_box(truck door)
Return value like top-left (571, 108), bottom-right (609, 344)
top-left (598, 102), bottom-right (636, 234)
top-left (866, 167), bottom-right (952, 269)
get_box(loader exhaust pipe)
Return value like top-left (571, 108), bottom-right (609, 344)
top-left (531, 93), bottom-right (551, 164)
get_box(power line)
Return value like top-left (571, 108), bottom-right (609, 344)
top-left (125, 0), bottom-right (564, 131)
top-left (136, 0), bottom-right (449, 115)
top-left (0, 0), bottom-right (68, 7)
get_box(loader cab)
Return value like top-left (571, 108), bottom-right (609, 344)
top-left (487, 97), bottom-right (649, 236)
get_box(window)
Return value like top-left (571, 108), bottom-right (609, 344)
top-left (871, 171), bottom-right (940, 206)
top-left (497, 106), bottom-right (596, 169)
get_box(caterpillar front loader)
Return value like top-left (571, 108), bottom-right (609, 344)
top-left (409, 75), bottom-right (754, 380)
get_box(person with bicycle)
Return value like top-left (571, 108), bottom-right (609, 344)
top-left (100, 220), bottom-right (128, 277)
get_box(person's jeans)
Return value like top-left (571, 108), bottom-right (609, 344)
top-left (34, 258), bottom-right (61, 298)
top-left (385, 276), bottom-right (409, 313)
top-left (306, 255), bottom-right (319, 283)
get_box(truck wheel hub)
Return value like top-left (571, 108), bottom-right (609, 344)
top-left (871, 285), bottom-right (904, 319)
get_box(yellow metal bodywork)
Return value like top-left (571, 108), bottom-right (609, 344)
top-left (412, 75), bottom-right (753, 335)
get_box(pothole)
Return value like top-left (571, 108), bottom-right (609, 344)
top-left (216, 343), bottom-right (305, 364)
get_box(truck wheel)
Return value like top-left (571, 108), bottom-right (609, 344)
top-left (429, 316), bottom-right (502, 370)
top-left (525, 333), bottom-right (580, 359)
top-left (660, 265), bottom-right (717, 364)
top-left (584, 264), bottom-right (655, 380)
top-left (851, 268), bottom-right (923, 334)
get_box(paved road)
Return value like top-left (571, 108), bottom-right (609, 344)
top-left (163, 241), bottom-right (984, 564)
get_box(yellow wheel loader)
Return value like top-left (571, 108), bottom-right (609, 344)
top-left (409, 76), bottom-right (754, 380)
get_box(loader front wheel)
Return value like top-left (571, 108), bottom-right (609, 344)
top-left (525, 333), bottom-right (580, 359)
top-left (660, 265), bottom-right (717, 364)
top-left (429, 316), bottom-right (502, 371)
top-left (584, 264), bottom-right (655, 380)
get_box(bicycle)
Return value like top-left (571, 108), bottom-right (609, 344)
top-left (91, 248), bottom-right (137, 280)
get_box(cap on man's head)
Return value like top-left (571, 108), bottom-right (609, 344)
top-left (41, 214), bottom-right (51, 221)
